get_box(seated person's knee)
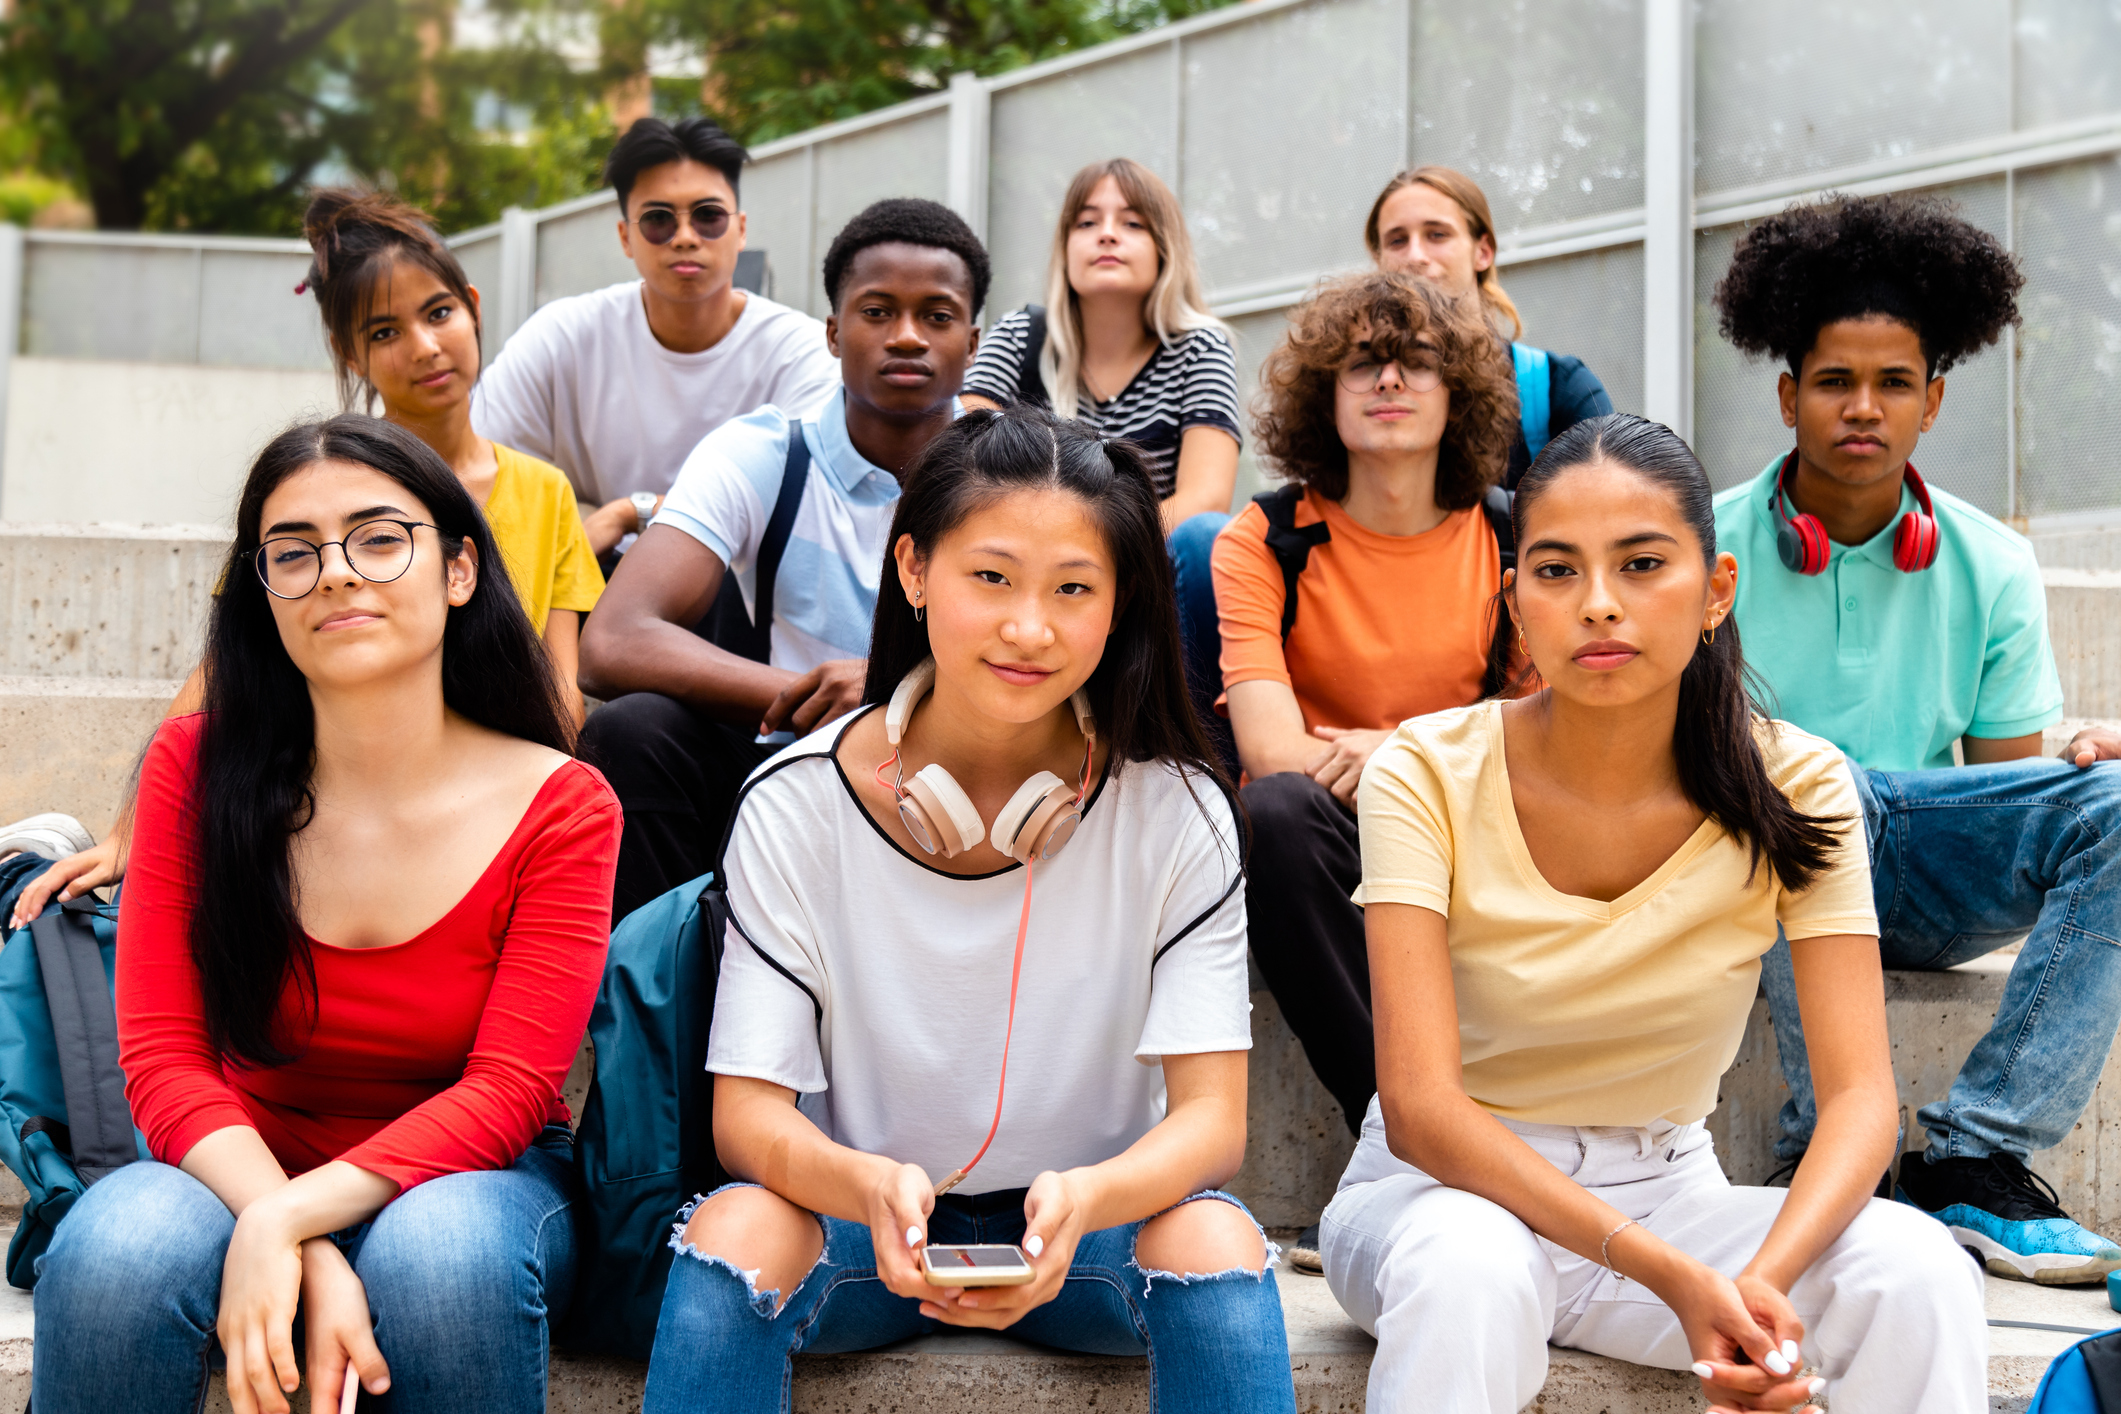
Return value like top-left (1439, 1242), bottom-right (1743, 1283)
top-left (678, 1186), bottom-right (824, 1307)
top-left (1136, 1197), bottom-right (1267, 1278)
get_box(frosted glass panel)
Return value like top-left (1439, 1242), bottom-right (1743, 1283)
top-left (26, 244), bottom-right (201, 363)
top-left (1183, 0), bottom-right (1405, 294)
top-left (1410, 0), bottom-right (1644, 229)
top-left (197, 250), bottom-right (329, 370)
top-left (810, 111), bottom-right (952, 321)
top-left (2015, 0), bottom-right (2121, 130)
top-left (1499, 243), bottom-right (1644, 418)
top-left (536, 198), bottom-right (635, 307)
top-left (1695, 0), bottom-right (2010, 196)
top-left (742, 151), bottom-right (812, 312)
top-left (987, 44), bottom-right (1178, 321)
top-left (2017, 157), bottom-right (2121, 518)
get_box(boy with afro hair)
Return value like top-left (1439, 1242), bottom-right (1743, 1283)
top-left (1712, 192), bottom-right (2121, 1285)
top-left (580, 197), bottom-right (988, 918)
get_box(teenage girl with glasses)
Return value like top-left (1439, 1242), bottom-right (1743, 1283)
top-left (30, 415), bottom-right (621, 1414)
top-left (8, 187), bottom-right (605, 928)
top-left (1366, 167), bottom-right (1615, 485)
top-left (640, 405), bottom-right (1295, 1414)
top-left (1321, 414), bottom-right (1983, 1413)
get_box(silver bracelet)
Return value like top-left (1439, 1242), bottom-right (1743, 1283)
top-left (1600, 1218), bottom-right (1638, 1280)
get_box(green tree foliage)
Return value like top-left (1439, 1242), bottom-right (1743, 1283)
top-left (0, 0), bottom-right (1233, 234)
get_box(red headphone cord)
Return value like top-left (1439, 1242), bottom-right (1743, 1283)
top-left (933, 858), bottom-right (1035, 1197)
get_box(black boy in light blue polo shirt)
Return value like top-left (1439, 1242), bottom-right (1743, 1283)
top-left (1712, 193), bottom-right (2121, 1286)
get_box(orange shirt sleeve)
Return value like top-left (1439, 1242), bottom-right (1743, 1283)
top-left (1211, 502), bottom-right (1296, 706)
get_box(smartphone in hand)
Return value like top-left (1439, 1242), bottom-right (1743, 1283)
top-left (919, 1244), bottom-right (1035, 1286)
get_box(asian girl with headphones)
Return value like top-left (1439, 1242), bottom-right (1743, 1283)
top-left (638, 405), bottom-right (1297, 1414)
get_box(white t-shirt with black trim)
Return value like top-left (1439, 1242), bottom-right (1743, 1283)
top-left (706, 708), bottom-right (1251, 1194)
top-left (962, 310), bottom-right (1242, 499)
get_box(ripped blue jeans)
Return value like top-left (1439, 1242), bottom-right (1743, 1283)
top-left (640, 1184), bottom-right (1296, 1414)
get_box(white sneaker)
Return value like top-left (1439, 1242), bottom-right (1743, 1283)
top-left (0, 813), bottom-right (94, 863)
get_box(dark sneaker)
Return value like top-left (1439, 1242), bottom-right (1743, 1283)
top-left (1287, 1223), bottom-right (1323, 1276)
top-left (1897, 1153), bottom-right (2121, 1286)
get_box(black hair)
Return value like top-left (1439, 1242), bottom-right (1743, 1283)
top-left (193, 414), bottom-right (574, 1067)
top-left (605, 116), bottom-right (748, 213)
top-left (1502, 413), bottom-right (1843, 893)
top-left (1714, 192), bottom-right (2022, 378)
top-left (821, 197), bottom-right (991, 317)
top-left (864, 404), bottom-right (1224, 791)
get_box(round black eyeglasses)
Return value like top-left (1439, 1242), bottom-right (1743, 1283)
top-left (634, 201), bottom-right (732, 246)
top-left (253, 520), bottom-right (439, 599)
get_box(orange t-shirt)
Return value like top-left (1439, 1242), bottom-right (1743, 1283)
top-left (1211, 488), bottom-right (1502, 732)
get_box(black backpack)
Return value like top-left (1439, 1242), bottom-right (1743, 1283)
top-left (1010, 305), bottom-right (1051, 408)
top-left (1254, 482), bottom-right (1519, 697)
top-left (692, 432), bottom-right (812, 659)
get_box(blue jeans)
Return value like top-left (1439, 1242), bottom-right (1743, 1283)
top-left (1761, 759), bottom-right (2121, 1165)
top-left (31, 1125), bottom-right (579, 1413)
top-left (642, 1184), bottom-right (1296, 1414)
top-left (1170, 510), bottom-right (1236, 776)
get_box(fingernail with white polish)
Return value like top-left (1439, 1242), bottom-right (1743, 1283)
top-left (1809, 1377), bottom-right (1827, 1396)
top-left (1764, 1351), bottom-right (1791, 1376)
top-left (1783, 1339), bottom-right (1802, 1365)
top-left (1691, 1362), bottom-right (1714, 1380)
top-left (1026, 1235), bottom-right (1044, 1258)
top-left (906, 1226), bottom-right (922, 1248)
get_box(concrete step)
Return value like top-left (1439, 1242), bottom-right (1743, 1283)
top-left (0, 674), bottom-right (180, 838)
top-left (1, 523), bottom-right (222, 680)
top-left (0, 1218), bottom-right (2091, 1411)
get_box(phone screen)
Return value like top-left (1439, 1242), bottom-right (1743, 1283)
top-left (924, 1244), bottom-right (1027, 1269)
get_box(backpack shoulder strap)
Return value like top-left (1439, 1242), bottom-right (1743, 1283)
top-left (1483, 484), bottom-right (1517, 574)
top-left (1252, 485), bottom-right (1331, 642)
top-left (751, 425), bottom-right (812, 648)
top-left (1511, 342), bottom-right (1552, 461)
top-left (1016, 305), bottom-right (1050, 408)
top-left (27, 901), bottom-right (133, 1183)
top-left (1479, 485), bottom-right (1519, 700)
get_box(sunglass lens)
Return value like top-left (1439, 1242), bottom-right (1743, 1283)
top-left (691, 205), bottom-right (731, 239)
top-left (637, 209), bottom-right (678, 245)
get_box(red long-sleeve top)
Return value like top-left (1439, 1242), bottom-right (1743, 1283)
top-left (116, 713), bottom-right (621, 1192)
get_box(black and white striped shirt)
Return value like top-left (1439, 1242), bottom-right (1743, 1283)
top-left (964, 308), bottom-right (1242, 498)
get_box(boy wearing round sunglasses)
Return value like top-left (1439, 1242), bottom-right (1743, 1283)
top-left (474, 117), bottom-right (840, 554)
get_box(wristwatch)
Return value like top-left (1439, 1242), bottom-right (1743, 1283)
top-left (630, 491), bottom-right (659, 529)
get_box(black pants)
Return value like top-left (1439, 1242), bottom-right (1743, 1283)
top-left (577, 692), bottom-right (775, 923)
top-left (1241, 771), bottom-right (1371, 1136)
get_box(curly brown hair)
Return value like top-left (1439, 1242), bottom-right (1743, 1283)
top-left (1253, 271), bottom-right (1516, 507)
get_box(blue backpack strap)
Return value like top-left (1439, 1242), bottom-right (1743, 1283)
top-left (1512, 342), bottom-right (1552, 461)
top-left (750, 426), bottom-right (811, 648)
top-left (27, 899), bottom-right (133, 1184)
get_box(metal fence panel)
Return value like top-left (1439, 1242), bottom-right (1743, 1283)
top-left (1411, 0), bottom-right (1644, 228)
top-left (453, 230), bottom-right (504, 320)
top-left (741, 150), bottom-right (812, 308)
top-left (536, 198), bottom-right (635, 307)
top-left (1501, 244), bottom-right (1645, 419)
top-left (1694, 0), bottom-right (2012, 196)
top-left (1223, 305), bottom-right (1293, 503)
top-left (987, 44), bottom-right (1179, 321)
top-left (2016, 155), bottom-right (2121, 519)
top-left (2014, 0), bottom-right (2121, 130)
top-left (197, 249), bottom-right (328, 370)
top-left (24, 243), bottom-right (204, 363)
top-left (1182, 0), bottom-right (1406, 294)
top-left (809, 111), bottom-right (953, 320)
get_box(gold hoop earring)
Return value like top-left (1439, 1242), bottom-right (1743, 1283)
top-left (1703, 621), bottom-right (1717, 646)
top-left (1516, 625), bottom-right (1527, 654)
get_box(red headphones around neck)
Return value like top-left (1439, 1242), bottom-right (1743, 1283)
top-left (1771, 450), bottom-right (1940, 575)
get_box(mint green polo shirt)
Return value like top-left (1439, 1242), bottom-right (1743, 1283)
top-left (1713, 458), bottom-right (2062, 772)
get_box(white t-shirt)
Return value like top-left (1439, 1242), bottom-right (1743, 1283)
top-left (471, 281), bottom-right (841, 506)
top-left (707, 709), bottom-right (1251, 1194)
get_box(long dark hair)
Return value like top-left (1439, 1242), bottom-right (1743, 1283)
top-left (1504, 413), bottom-right (1841, 893)
top-left (864, 404), bottom-right (1228, 791)
top-left (194, 415), bottom-right (573, 1067)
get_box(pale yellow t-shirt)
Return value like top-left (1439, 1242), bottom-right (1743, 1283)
top-left (483, 444), bottom-right (604, 634)
top-left (1354, 701), bottom-right (1877, 1128)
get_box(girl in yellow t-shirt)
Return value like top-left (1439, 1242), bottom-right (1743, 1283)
top-left (1323, 414), bottom-right (1983, 1414)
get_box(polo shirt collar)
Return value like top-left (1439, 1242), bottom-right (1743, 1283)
top-left (809, 387), bottom-right (965, 495)
top-left (1746, 451), bottom-right (1923, 567)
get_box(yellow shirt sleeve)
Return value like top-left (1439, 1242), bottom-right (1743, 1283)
top-left (1351, 722), bottom-right (1457, 915)
top-left (487, 444), bottom-right (605, 634)
top-left (1768, 725), bottom-right (1880, 940)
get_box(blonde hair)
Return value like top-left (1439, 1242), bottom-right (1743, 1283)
top-left (1041, 158), bottom-right (1224, 420)
top-left (1364, 166), bottom-right (1523, 342)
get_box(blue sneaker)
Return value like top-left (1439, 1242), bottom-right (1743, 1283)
top-left (1897, 1152), bottom-right (2121, 1286)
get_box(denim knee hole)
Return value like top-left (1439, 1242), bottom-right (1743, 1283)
top-left (667, 1186), bottom-right (829, 1318)
top-left (1130, 1190), bottom-right (1281, 1292)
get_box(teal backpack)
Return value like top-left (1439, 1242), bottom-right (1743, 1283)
top-left (0, 853), bottom-right (147, 1290)
top-left (564, 872), bottom-right (731, 1359)
top-left (2027, 1328), bottom-right (2121, 1412)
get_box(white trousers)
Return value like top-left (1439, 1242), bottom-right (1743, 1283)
top-left (1320, 1099), bottom-right (1987, 1414)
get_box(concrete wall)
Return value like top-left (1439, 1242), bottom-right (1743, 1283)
top-left (0, 359), bottom-right (339, 527)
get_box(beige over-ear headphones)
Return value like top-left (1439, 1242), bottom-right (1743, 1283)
top-left (879, 658), bottom-right (1096, 864)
